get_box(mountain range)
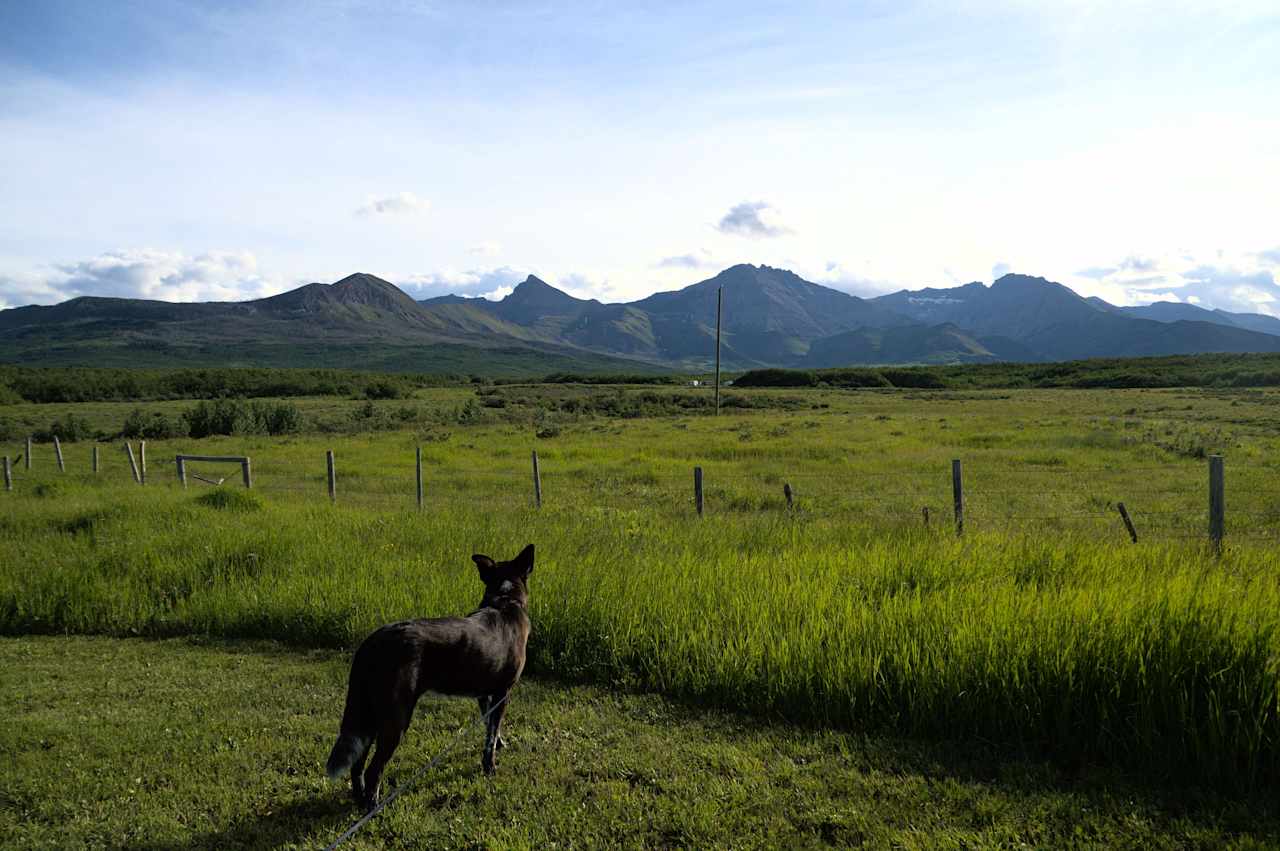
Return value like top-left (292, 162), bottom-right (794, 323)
top-left (2, 265), bottom-right (1279, 373)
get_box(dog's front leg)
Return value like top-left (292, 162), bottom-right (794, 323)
top-left (478, 696), bottom-right (507, 749)
top-left (481, 692), bottom-right (510, 776)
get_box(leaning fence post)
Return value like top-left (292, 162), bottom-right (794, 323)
top-left (3, 456), bottom-right (10, 492)
top-left (1209, 455), bottom-right (1224, 553)
top-left (124, 442), bottom-right (141, 484)
top-left (92, 444), bottom-right (99, 474)
top-left (783, 481), bottom-right (794, 510)
top-left (415, 447), bottom-right (423, 511)
top-left (694, 466), bottom-right (704, 516)
top-left (25, 436), bottom-right (31, 470)
top-left (176, 455), bottom-right (187, 488)
top-left (242, 458), bottom-right (252, 489)
top-left (951, 459), bottom-right (964, 537)
top-left (326, 450), bottom-right (336, 504)
top-left (53, 436), bottom-right (65, 473)
top-left (531, 450), bottom-right (542, 509)
top-left (1117, 502), bottom-right (1138, 543)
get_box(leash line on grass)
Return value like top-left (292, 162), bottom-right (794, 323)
top-left (321, 694), bottom-right (509, 851)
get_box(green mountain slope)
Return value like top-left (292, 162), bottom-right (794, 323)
top-left (0, 273), bottom-right (657, 376)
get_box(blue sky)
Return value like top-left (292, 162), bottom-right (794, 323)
top-left (2, 0), bottom-right (1278, 315)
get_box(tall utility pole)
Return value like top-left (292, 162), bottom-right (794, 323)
top-left (714, 285), bottom-right (723, 415)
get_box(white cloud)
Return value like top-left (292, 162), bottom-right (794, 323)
top-left (1067, 250), bottom-right (1280, 317)
top-left (655, 249), bottom-right (716, 269)
top-left (1128, 290), bottom-right (1184, 305)
top-left (468, 241), bottom-right (502, 257)
top-left (354, 191), bottom-right (430, 217)
top-left (716, 201), bottom-right (792, 239)
top-left (0, 249), bottom-right (289, 308)
top-left (397, 266), bottom-right (527, 300)
top-left (809, 260), bottom-right (901, 299)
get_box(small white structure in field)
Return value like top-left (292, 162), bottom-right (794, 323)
top-left (689, 380), bottom-right (701, 387)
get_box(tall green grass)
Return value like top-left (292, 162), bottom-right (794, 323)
top-left (2, 476), bottom-right (1277, 789)
top-left (3, 386), bottom-right (1280, 788)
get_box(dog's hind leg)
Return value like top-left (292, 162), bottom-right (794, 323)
top-left (478, 696), bottom-right (507, 749)
top-left (481, 691), bottom-right (510, 776)
top-left (360, 710), bottom-right (408, 811)
top-left (349, 739), bottom-right (370, 804)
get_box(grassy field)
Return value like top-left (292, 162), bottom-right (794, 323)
top-left (3, 636), bottom-right (1278, 850)
top-left (3, 385), bottom-right (1280, 808)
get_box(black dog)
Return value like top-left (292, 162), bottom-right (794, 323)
top-left (325, 544), bottom-right (534, 808)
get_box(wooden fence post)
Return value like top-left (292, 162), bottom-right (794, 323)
top-left (783, 481), bottom-right (794, 510)
top-left (92, 444), bottom-right (99, 474)
top-left (3, 456), bottom-right (10, 492)
top-left (694, 466), bottom-right (704, 516)
top-left (242, 458), bottom-right (252, 489)
top-left (25, 436), bottom-right (31, 470)
top-left (326, 450), bottom-right (336, 504)
top-left (139, 441), bottom-right (147, 484)
top-left (1117, 502), bottom-right (1138, 543)
top-left (176, 455), bottom-right (187, 488)
top-left (415, 447), bottom-right (423, 511)
top-left (1209, 455), bottom-right (1224, 553)
top-left (53, 436), bottom-right (65, 473)
top-left (922, 506), bottom-right (930, 527)
top-left (951, 459), bottom-right (964, 537)
top-left (124, 442), bottom-right (141, 484)
top-left (531, 450), bottom-right (542, 509)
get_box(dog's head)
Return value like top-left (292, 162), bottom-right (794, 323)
top-left (472, 544), bottom-right (534, 609)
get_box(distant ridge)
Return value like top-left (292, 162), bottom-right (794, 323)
top-left (3, 266), bottom-right (1279, 371)
top-left (0, 272), bottom-right (654, 375)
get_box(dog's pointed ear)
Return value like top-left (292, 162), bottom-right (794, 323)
top-left (472, 554), bottom-right (496, 580)
top-left (513, 543), bottom-right (534, 576)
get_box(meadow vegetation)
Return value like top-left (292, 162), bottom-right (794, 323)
top-left (3, 384), bottom-right (1280, 804)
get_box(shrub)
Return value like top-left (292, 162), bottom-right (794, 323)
top-left (734, 369), bottom-right (819, 388)
top-left (122, 408), bottom-right (185, 440)
top-left (878, 369), bottom-right (948, 389)
top-left (183, 400), bottom-right (302, 438)
top-left (259, 402), bottom-right (302, 436)
top-left (364, 379), bottom-right (404, 400)
top-left (33, 413), bottom-right (94, 443)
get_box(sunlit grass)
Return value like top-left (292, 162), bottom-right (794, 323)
top-left (2, 385), bottom-right (1280, 788)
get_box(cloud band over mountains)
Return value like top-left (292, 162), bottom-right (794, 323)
top-left (1076, 250), bottom-right (1280, 317)
top-left (0, 250), bottom-right (286, 309)
top-left (3, 246), bottom-right (1279, 320)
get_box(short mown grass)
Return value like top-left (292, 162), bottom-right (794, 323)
top-left (3, 636), bottom-right (1278, 849)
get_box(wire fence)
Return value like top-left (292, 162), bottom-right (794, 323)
top-left (4, 440), bottom-right (1280, 546)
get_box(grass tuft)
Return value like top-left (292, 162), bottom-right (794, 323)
top-left (195, 489), bottom-right (262, 512)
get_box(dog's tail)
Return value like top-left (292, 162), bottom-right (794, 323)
top-left (325, 665), bottom-right (373, 780)
top-left (325, 733), bottom-right (370, 780)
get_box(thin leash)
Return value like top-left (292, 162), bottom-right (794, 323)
top-left (320, 694), bottom-right (509, 851)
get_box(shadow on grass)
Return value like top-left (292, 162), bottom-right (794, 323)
top-left (124, 767), bottom-right (473, 851)
top-left (124, 793), bottom-right (352, 851)
top-left (527, 663), bottom-right (1280, 838)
